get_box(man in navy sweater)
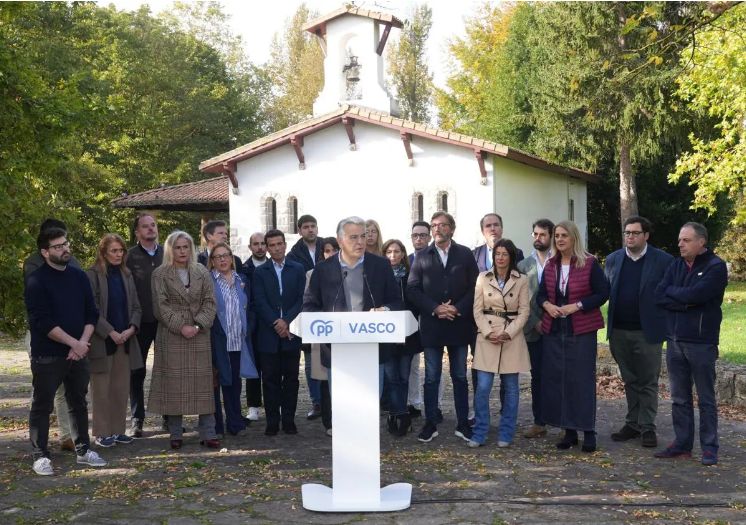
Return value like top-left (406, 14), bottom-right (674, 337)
top-left (605, 216), bottom-right (673, 448)
top-left (25, 227), bottom-right (107, 475)
top-left (654, 222), bottom-right (728, 466)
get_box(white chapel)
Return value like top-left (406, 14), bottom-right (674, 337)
top-left (198, 5), bottom-right (596, 260)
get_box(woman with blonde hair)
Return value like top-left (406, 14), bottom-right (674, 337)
top-left (537, 220), bottom-right (609, 452)
top-left (148, 231), bottom-right (218, 450)
top-left (87, 234), bottom-right (144, 448)
top-left (365, 219), bottom-right (383, 256)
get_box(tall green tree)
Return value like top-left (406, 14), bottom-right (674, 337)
top-left (387, 4), bottom-right (434, 122)
top-left (670, 3), bottom-right (746, 225)
top-left (265, 4), bottom-right (324, 130)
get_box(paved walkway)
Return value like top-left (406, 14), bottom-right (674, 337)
top-left (1, 339), bottom-right (745, 524)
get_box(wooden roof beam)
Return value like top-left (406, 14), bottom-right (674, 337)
top-left (376, 23), bottom-right (392, 55)
top-left (342, 117), bottom-right (356, 150)
top-left (222, 162), bottom-right (239, 193)
top-left (291, 135), bottom-right (306, 170)
top-left (401, 132), bottom-right (413, 166)
top-left (475, 150), bottom-right (488, 185)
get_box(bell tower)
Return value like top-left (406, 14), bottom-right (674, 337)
top-left (304, 6), bottom-right (402, 116)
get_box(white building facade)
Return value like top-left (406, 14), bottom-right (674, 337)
top-left (199, 6), bottom-right (594, 260)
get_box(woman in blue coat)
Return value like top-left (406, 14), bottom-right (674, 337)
top-left (208, 242), bottom-right (258, 436)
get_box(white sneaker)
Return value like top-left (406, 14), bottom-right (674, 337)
top-left (497, 441), bottom-right (511, 448)
top-left (77, 449), bottom-right (107, 467)
top-left (33, 457), bottom-right (54, 476)
top-left (466, 439), bottom-right (482, 448)
top-left (247, 407), bottom-right (260, 421)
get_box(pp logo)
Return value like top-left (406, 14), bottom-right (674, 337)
top-left (310, 319), bottom-right (334, 337)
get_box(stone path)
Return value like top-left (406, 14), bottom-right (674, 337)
top-left (1, 338), bottom-right (745, 524)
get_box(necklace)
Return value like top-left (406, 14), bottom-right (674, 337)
top-left (559, 265), bottom-right (570, 294)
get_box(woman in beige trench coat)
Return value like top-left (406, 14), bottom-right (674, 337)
top-left (467, 239), bottom-right (530, 448)
top-left (148, 231), bottom-right (217, 450)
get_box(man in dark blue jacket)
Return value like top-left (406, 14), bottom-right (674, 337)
top-left (605, 216), bottom-right (673, 448)
top-left (286, 214), bottom-right (325, 419)
top-left (252, 230), bottom-right (306, 436)
top-left (654, 222), bottom-right (727, 466)
top-left (408, 212), bottom-right (480, 443)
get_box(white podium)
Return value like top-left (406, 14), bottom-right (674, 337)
top-left (291, 311), bottom-right (418, 512)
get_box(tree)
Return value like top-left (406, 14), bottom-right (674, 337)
top-left (387, 4), bottom-right (434, 122)
top-left (670, 3), bottom-right (746, 225)
top-left (264, 4), bottom-right (324, 130)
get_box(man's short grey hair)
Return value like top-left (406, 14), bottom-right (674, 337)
top-left (336, 216), bottom-right (366, 237)
top-left (682, 221), bottom-right (708, 243)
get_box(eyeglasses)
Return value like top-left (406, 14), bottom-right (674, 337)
top-left (346, 234), bottom-right (367, 243)
top-left (623, 231), bottom-right (644, 237)
top-left (211, 253), bottom-right (232, 260)
top-left (48, 241), bottom-right (70, 251)
top-left (411, 233), bottom-right (430, 239)
top-left (430, 223), bottom-right (451, 230)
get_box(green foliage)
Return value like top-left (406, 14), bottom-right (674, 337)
top-left (265, 4), bottom-right (324, 130)
top-left (670, 4), bottom-right (746, 225)
top-left (0, 3), bottom-right (266, 335)
top-left (387, 4), bottom-right (434, 123)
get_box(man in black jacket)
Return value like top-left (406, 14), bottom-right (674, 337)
top-left (407, 212), bottom-right (479, 444)
top-left (286, 214), bottom-right (325, 419)
top-left (654, 222), bottom-right (727, 466)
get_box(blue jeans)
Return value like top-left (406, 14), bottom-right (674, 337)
top-left (472, 371), bottom-right (519, 444)
top-left (424, 346), bottom-right (468, 426)
top-left (384, 352), bottom-right (412, 416)
top-left (666, 340), bottom-right (718, 454)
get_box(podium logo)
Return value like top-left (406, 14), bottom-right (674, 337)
top-left (310, 319), bottom-right (334, 337)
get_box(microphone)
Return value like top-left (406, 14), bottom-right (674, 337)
top-left (332, 270), bottom-right (348, 312)
top-left (363, 271), bottom-right (377, 309)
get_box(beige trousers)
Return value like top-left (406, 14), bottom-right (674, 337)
top-left (90, 348), bottom-right (130, 437)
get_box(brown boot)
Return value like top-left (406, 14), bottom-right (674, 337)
top-left (59, 437), bottom-right (75, 451)
top-left (523, 424), bottom-right (547, 438)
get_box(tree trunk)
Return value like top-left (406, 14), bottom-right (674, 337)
top-left (619, 140), bottom-right (638, 224)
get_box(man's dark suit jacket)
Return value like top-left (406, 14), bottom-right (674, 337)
top-left (303, 253), bottom-right (403, 365)
top-left (407, 241), bottom-right (479, 347)
top-left (252, 258), bottom-right (305, 353)
top-left (472, 243), bottom-right (524, 272)
top-left (605, 245), bottom-right (673, 344)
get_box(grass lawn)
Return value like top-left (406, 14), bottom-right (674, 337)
top-left (600, 281), bottom-right (746, 365)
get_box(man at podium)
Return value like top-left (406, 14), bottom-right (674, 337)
top-left (303, 215), bottom-right (403, 361)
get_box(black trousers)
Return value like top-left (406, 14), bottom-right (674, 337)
top-left (214, 352), bottom-right (247, 435)
top-left (261, 349), bottom-right (300, 428)
top-left (245, 347), bottom-right (263, 408)
top-left (29, 356), bottom-right (91, 459)
top-left (320, 379), bottom-right (332, 430)
top-left (129, 320), bottom-right (158, 424)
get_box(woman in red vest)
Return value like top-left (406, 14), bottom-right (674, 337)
top-left (537, 220), bottom-right (609, 452)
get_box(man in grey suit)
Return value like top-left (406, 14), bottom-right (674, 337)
top-left (605, 216), bottom-right (673, 448)
top-left (517, 218), bottom-right (554, 438)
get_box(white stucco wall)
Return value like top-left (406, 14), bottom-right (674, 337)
top-left (493, 156), bottom-right (589, 252)
top-left (228, 121), bottom-right (588, 261)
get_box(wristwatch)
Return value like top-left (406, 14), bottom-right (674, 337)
top-left (575, 301), bottom-right (583, 310)
top-left (194, 323), bottom-right (202, 331)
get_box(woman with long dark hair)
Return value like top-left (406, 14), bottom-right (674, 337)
top-left (468, 239), bottom-right (530, 448)
top-left (382, 238), bottom-right (421, 436)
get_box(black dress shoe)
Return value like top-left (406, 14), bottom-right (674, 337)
top-left (282, 422), bottom-right (298, 435)
top-left (556, 429), bottom-right (578, 450)
top-left (407, 405), bottom-right (422, 418)
top-left (265, 425), bottom-right (279, 436)
top-left (170, 439), bottom-right (183, 450)
top-left (200, 439), bottom-right (221, 449)
top-left (611, 424), bottom-right (641, 442)
top-left (641, 430), bottom-right (657, 448)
